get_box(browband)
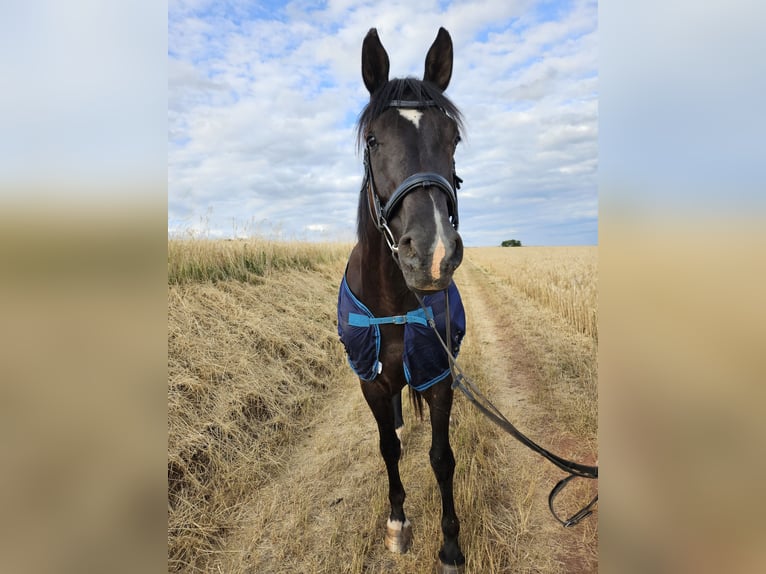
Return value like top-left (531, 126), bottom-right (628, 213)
top-left (385, 99), bottom-right (440, 109)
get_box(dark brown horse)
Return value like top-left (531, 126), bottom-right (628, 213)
top-left (337, 27), bottom-right (467, 572)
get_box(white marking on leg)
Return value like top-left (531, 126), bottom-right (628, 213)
top-left (387, 518), bottom-right (412, 530)
top-left (398, 108), bottom-right (423, 128)
top-left (385, 516), bottom-right (413, 553)
top-left (430, 192), bottom-right (447, 280)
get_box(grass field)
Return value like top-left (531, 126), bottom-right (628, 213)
top-left (168, 239), bottom-right (351, 571)
top-left (463, 247), bottom-right (598, 438)
top-left (466, 247), bottom-right (598, 340)
top-left (167, 240), bottom-right (598, 573)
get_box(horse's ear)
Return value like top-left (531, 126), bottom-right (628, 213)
top-left (362, 28), bottom-right (389, 95)
top-left (423, 27), bottom-right (453, 92)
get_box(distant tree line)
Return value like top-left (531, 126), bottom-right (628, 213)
top-left (501, 239), bottom-right (522, 247)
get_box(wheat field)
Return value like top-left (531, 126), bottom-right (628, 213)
top-left (167, 240), bottom-right (597, 573)
top-left (466, 247), bottom-right (598, 341)
top-left (463, 247), bottom-right (597, 440)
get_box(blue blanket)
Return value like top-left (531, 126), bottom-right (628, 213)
top-left (337, 274), bottom-right (466, 391)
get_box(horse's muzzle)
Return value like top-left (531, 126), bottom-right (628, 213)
top-left (397, 226), bottom-right (463, 291)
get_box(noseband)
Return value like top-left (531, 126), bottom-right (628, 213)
top-left (364, 100), bottom-right (463, 254)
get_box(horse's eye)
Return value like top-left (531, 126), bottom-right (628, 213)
top-left (454, 134), bottom-right (462, 146)
top-left (366, 134), bottom-right (378, 148)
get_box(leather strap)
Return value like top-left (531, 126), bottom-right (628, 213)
top-left (381, 172), bottom-right (459, 230)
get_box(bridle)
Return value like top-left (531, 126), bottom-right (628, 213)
top-left (363, 99), bottom-right (463, 254)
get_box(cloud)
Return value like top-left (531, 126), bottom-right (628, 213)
top-left (169, 0), bottom-right (597, 245)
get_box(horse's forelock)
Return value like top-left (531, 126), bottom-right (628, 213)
top-left (355, 78), bottom-right (463, 153)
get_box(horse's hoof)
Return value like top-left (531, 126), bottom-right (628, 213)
top-left (435, 560), bottom-right (465, 574)
top-left (384, 519), bottom-right (412, 554)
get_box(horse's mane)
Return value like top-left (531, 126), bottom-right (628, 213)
top-left (355, 78), bottom-right (464, 244)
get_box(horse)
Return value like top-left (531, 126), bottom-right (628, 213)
top-left (337, 27), bottom-right (467, 572)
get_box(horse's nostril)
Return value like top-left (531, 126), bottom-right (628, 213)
top-left (398, 235), bottom-right (414, 254)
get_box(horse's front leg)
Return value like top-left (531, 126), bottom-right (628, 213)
top-left (424, 382), bottom-right (465, 572)
top-left (361, 382), bottom-right (412, 553)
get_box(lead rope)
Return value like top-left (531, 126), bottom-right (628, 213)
top-left (413, 288), bottom-right (598, 527)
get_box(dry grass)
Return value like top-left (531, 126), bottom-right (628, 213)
top-left (167, 239), bottom-right (350, 572)
top-left (168, 238), bottom-right (351, 284)
top-left (466, 247), bottom-right (598, 341)
top-left (167, 240), bottom-right (597, 573)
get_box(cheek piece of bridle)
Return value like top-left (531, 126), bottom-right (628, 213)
top-left (361, 100), bottom-right (598, 528)
top-left (363, 100), bottom-right (462, 255)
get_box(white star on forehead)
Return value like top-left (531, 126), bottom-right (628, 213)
top-left (398, 108), bottom-right (423, 128)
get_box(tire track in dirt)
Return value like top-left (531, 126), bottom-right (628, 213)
top-left (456, 257), bottom-right (598, 573)
top-left (213, 367), bottom-right (380, 573)
top-left (213, 355), bottom-right (442, 573)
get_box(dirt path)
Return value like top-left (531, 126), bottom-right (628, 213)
top-left (456, 259), bottom-right (598, 573)
top-left (213, 366), bottom-right (380, 573)
top-left (213, 257), bottom-right (597, 573)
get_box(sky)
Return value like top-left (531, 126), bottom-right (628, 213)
top-left (168, 0), bottom-right (597, 246)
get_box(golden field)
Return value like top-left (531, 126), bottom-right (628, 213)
top-left (463, 246), bottom-right (598, 439)
top-left (466, 247), bottom-right (598, 340)
top-left (168, 240), bottom-right (598, 573)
